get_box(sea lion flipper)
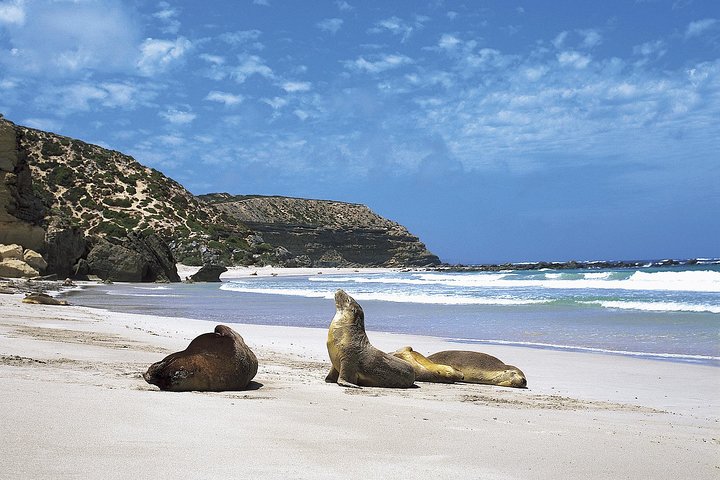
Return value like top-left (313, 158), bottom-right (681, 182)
top-left (325, 366), bottom-right (339, 383)
top-left (337, 361), bottom-right (361, 388)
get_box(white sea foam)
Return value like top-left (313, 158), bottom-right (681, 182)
top-left (220, 283), bottom-right (549, 306)
top-left (581, 300), bottom-right (720, 314)
top-left (452, 338), bottom-right (720, 362)
top-left (408, 270), bottom-right (720, 292)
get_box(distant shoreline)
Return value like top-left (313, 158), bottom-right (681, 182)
top-left (434, 257), bottom-right (720, 272)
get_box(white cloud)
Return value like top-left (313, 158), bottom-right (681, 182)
top-left (293, 109), bottom-right (309, 120)
top-left (346, 54), bottom-right (413, 73)
top-left (253, 0), bottom-right (269, 6)
top-left (0, 0), bottom-right (140, 75)
top-left (0, 78), bottom-right (18, 89)
top-left (219, 29), bottom-right (263, 48)
top-left (685, 18), bottom-right (717, 38)
top-left (137, 37), bottom-right (191, 76)
top-left (317, 18), bottom-right (343, 34)
top-left (231, 54), bottom-right (274, 83)
top-left (35, 81), bottom-right (153, 112)
top-left (160, 108), bottom-right (196, 124)
top-left (262, 97), bottom-right (288, 109)
top-left (522, 66), bottom-right (549, 81)
top-left (205, 90), bottom-right (244, 106)
top-left (281, 81), bottom-right (311, 92)
top-left (557, 51), bottom-right (591, 69)
top-left (552, 31), bottom-right (568, 48)
top-left (153, 2), bottom-right (181, 34)
top-left (199, 53), bottom-right (225, 65)
top-left (335, 1), bottom-right (352, 11)
top-left (438, 34), bottom-right (461, 50)
top-left (447, 11), bottom-right (457, 20)
top-left (0, 0), bottom-right (25, 25)
top-left (578, 29), bottom-right (602, 48)
top-left (369, 16), bottom-right (426, 42)
top-left (633, 40), bottom-right (666, 58)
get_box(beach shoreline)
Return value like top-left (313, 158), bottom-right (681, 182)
top-left (1, 292), bottom-right (718, 479)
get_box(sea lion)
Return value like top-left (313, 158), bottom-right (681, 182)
top-left (392, 346), bottom-right (464, 383)
top-left (326, 289), bottom-right (415, 388)
top-left (427, 350), bottom-right (527, 388)
top-left (22, 293), bottom-right (68, 306)
top-left (143, 324), bottom-right (258, 392)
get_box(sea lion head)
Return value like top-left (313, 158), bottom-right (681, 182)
top-left (492, 366), bottom-right (527, 388)
top-left (334, 289), bottom-right (364, 326)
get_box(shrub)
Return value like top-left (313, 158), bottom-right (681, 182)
top-left (41, 141), bottom-right (64, 157)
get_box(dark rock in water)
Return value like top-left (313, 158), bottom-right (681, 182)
top-left (190, 264), bottom-right (228, 282)
top-left (44, 220), bottom-right (86, 279)
top-left (86, 238), bottom-right (147, 282)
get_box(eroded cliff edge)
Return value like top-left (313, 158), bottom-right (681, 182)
top-left (199, 194), bottom-right (440, 267)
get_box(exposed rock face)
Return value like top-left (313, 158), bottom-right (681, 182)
top-left (86, 233), bottom-right (180, 282)
top-left (124, 232), bottom-right (181, 282)
top-left (0, 258), bottom-right (39, 278)
top-left (22, 249), bottom-right (47, 272)
top-left (200, 194), bottom-right (441, 267)
top-left (0, 119), bottom-right (46, 251)
top-left (86, 239), bottom-right (147, 282)
top-left (44, 219), bottom-right (87, 278)
top-left (190, 264), bottom-right (228, 282)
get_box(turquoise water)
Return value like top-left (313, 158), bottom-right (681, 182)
top-left (67, 262), bottom-right (720, 365)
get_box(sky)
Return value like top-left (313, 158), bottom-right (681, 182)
top-left (0, 0), bottom-right (718, 264)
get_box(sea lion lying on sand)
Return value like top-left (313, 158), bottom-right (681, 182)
top-left (427, 350), bottom-right (527, 388)
top-left (392, 346), bottom-right (464, 383)
top-left (22, 293), bottom-right (68, 306)
top-left (144, 324), bottom-right (258, 392)
top-left (326, 290), bottom-right (415, 388)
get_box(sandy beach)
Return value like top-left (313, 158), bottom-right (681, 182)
top-left (1, 286), bottom-right (718, 479)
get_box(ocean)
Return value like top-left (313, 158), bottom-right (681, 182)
top-left (66, 260), bottom-right (720, 366)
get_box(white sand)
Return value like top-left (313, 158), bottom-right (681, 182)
top-left (176, 263), bottom-right (409, 280)
top-left (0, 292), bottom-right (718, 479)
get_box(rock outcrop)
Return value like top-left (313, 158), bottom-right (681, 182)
top-left (1, 115), bottom-right (442, 274)
top-left (0, 243), bottom-right (42, 278)
top-left (189, 264), bottom-right (228, 282)
top-left (199, 194), bottom-right (441, 268)
top-left (0, 119), bottom-right (46, 251)
top-left (85, 232), bottom-right (180, 282)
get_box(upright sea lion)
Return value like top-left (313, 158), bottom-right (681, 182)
top-left (392, 346), bottom-right (464, 383)
top-left (326, 290), bottom-right (415, 388)
top-left (143, 324), bottom-right (258, 392)
top-left (22, 293), bottom-right (68, 306)
top-left (427, 350), bottom-right (527, 388)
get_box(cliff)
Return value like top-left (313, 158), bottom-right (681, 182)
top-left (0, 115), bottom-right (440, 278)
top-left (199, 194), bottom-right (440, 267)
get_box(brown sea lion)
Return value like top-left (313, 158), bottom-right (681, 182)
top-left (392, 346), bottom-right (464, 383)
top-left (427, 350), bottom-right (527, 388)
top-left (143, 324), bottom-right (258, 392)
top-left (326, 289), bottom-right (415, 388)
top-left (22, 293), bottom-right (68, 306)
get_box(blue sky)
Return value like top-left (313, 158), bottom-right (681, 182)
top-left (1, 0), bottom-right (718, 263)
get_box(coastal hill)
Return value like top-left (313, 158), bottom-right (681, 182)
top-left (199, 193), bottom-right (440, 267)
top-left (0, 116), bottom-right (440, 280)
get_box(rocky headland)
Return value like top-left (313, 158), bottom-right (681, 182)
top-left (0, 116), bottom-right (440, 282)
